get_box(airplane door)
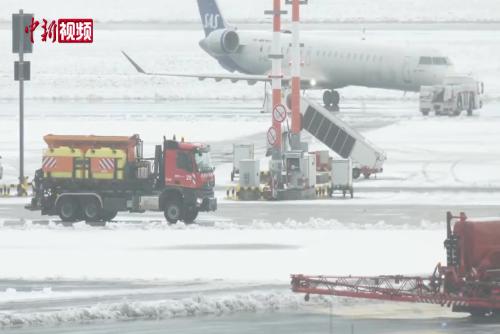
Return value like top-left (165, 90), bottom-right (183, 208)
top-left (402, 57), bottom-right (412, 84)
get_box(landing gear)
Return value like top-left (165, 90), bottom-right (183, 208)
top-left (323, 90), bottom-right (340, 111)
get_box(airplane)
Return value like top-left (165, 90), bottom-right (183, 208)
top-left (123, 0), bottom-right (455, 110)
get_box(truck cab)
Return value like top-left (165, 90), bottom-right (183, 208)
top-left (159, 139), bottom-right (217, 223)
top-left (164, 140), bottom-right (214, 190)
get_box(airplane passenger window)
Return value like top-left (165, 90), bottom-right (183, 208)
top-left (419, 56), bottom-right (432, 65)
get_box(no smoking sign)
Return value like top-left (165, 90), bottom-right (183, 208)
top-left (272, 104), bottom-right (287, 123)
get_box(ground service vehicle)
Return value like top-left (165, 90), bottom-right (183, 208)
top-left (420, 76), bottom-right (484, 116)
top-left (27, 135), bottom-right (217, 225)
top-left (292, 212), bottom-right (500, 317)
top-left (329, 159), bottom-right (353, 198)
top-left (300, 98), bottom-right (386, 179)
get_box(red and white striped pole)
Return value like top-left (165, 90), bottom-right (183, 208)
top-left (266, 0), bottom-right (285, 151)
top-left (288, 0), bottom-right (305, 136)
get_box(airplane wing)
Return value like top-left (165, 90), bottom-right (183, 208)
top-left (122, 51), bottom-right (271, 86)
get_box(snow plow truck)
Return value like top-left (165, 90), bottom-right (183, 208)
top-left (27, 134), bottom-right (217, 226)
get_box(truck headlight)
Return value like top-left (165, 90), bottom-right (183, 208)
top-left (196, 198), bottom-right (203, 205)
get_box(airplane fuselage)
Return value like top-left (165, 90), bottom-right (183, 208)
top-left (201, 30), bottom-right (454, 92)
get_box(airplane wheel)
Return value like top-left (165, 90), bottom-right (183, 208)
top-left (331, 90), bottom-right (340, 106)
top-left (323, 90), bottom-right (340, 111)
top-left (323, 90), bottom-right (333, 108)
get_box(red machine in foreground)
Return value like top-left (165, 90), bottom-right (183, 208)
top-left (291, 212), bottom-right (500, 317)
top-left (28, 135), bottom-right (217, 225)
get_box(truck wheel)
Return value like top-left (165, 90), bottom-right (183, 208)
top-left (457, 94), bottom-right (463, 112)
top-left (231, 171), bottom-right (235, 182)
top-left (352, 168), bottom-right (361, 180)
top-left (363, 172), bottom-right (371, 179)
top-left (164, 200), bottom-right (182, 224)
top-left (183, 207), bottom-right (199, 224)
top-left (57, 197), bottom-right (80, 224)
top-left (350, 188), bottom-right (354, 199)
top-left (467, 95), bottom-right (474, 116)
top-left (82, 197), bottom-right (102, 223)
top-left (421, 109), bottom-right (429, 116)
top-left (101, 210), bottom-right (118, 222)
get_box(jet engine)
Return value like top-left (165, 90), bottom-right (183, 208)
top-left (199, 29), bottom-right (240, 55)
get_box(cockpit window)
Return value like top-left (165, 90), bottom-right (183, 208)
top-left (432, 57), bottom-right (448, 65)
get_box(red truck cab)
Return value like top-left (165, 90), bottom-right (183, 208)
top-left (164, 140), bottom-right (215, 190)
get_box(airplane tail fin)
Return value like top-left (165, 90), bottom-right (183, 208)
top-left (197, 0), bottom-right (227, 36)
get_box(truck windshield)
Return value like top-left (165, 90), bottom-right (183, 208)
top-left (195, 152), bottom-right (213, 172)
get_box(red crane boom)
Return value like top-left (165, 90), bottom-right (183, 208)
top-left (291, 212), bottom-right (500, 317)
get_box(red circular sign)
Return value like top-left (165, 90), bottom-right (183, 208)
top-left (272, 104), bottom-right (287, 123)
top-left (267, 126), bottom-right (278, 146)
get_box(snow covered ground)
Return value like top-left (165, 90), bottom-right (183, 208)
top-left (0, 213), bottom-right (450, 328)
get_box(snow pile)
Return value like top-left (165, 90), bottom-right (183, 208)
top-left (0, 290), bottom-right (303, 328)
top-left (0, 217), bottom-right (443, 231)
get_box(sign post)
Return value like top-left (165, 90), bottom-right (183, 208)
top-left (12, 10), bottom-right (33, 196)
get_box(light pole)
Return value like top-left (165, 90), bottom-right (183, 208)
top-left (12, 9), bottom-right (33, 196)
